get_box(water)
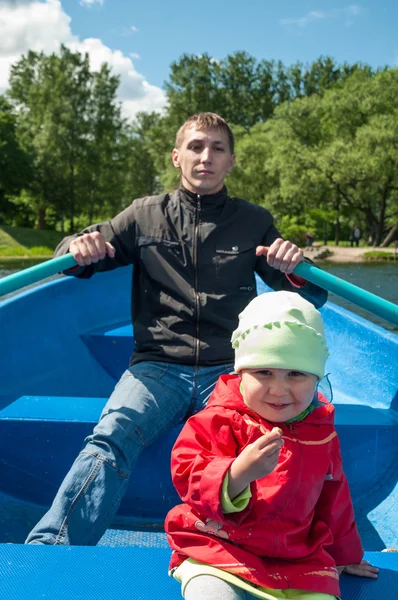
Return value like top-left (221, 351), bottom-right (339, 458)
top-left (319, 262), bottom-right (398, 332)
top-left (0, 258), bottom-right (62, 297)
top-left (1, 259), bottom-right (397, 332)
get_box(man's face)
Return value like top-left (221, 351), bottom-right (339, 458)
top-left (172, 126), bottom-right (235, 195)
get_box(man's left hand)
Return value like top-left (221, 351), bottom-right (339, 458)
top-left (256, 238), bottom-right (304, 275)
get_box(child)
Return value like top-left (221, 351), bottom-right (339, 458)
top-left (165, 291), bottom-right (378, 600)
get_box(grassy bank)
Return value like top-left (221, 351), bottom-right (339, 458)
top-left (0, 226), bottom-right (64, 257)
top-left (363, 250), bottom-right (397, 261)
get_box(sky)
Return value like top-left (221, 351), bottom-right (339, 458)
top-left (0, 0), bottom-right (397, 120)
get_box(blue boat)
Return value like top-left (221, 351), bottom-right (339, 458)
top-left (0, 266), bottom-right (397, 599)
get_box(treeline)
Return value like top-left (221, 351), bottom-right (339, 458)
top-left (0, 46), bottom-right (397, 246)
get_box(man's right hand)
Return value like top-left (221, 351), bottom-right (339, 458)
top-left (69, 232), bottom-right (116, 266)
top-left (227, 427), bottom-right (284, 500)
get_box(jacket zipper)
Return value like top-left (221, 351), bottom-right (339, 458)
top-left (193, 195), bottom-right (201, 366)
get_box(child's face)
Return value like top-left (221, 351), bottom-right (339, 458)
top-left (240, 368), bottom-right (318, 423)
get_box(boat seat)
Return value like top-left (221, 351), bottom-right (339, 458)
top-left (81, 323), bottom-right (135, 381)
top-left (0, 395), bottom-right (180, 520)
top-left (0, 396), bottom-right (397, 544)
top-left (0, 545), bottom-right (395, 600)
top-left (0, 396), bottom-right (397, 494)
top-left (1, 393), bottom-right (397, 427)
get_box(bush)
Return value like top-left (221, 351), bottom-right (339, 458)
top-left (0, 245), bottom-right (53, 257)
top-left (29, 246), bottom-right (53, 256)
top-left (278, 217), bottom-right (308, 247)
top-left (363, 251), bottom-right (396, 261)
top-left (0, 246), bottom-right (29, 256)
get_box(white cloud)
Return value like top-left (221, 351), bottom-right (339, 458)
top-left (0, 0), bottom-right (74, 57)
top-left (280, 11), bottom-right (326, 27)
top-left (280, 5), bottom-right (362, 27)
top-left (80, 0), bottom-right (104, 7)
top-left (346, 4), bottom-right (361, 16)
top-left (120, 25), bottom-right (139, 36)
top-left (0, 0), bottom-right (166, 119)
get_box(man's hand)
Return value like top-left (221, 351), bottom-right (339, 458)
top-left (256, 238), bottom-right (304, 275)
top-left (227, 427), bottom-right (284, 499)
top-left (69, 232), bottom-right (116, 266)
top-left (338, 560), bottom-right (379, 579)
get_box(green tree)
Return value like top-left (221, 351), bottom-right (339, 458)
top-left (165, 54), bottom-right (221, 128)
top-left (0, 95), bottom-right (31, 223)
top-left (165, 51), bottom-right (276, 128)
top-left (8, 46), bottom-right (130, 231)
top-left (225, 68), bottom-right (398, 246)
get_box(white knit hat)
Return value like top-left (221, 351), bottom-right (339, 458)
top-left (231, 291), bottom-right (329, 378)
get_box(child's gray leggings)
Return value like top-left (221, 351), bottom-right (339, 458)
top-left (184, 575), bottom-right (249, 600)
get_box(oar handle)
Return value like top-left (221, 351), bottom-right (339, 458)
top-left (295, 262), bottom-right (398, 325)
top-left (0, 254), bottom-right (77, 297)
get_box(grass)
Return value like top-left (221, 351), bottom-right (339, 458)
top-left (0, 226), bottom-right (64, 257)
top-left (363, 250), bottom-right (397, 262)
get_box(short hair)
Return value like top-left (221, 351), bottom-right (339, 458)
top-left (175, 113), bottom-right (235, 153)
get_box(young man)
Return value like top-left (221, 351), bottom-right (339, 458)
top-left (26, 113), bottom-right (327, 545)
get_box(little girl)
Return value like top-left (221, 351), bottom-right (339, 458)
top-left (165, 291), bottom-right (378, 600)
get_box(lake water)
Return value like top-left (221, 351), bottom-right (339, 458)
top-left (1, 259), bottom-right (397, 333)
top-left (319, 262), bottom-right (397, 333)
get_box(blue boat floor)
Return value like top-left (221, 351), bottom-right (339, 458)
top-left (0, 544), bottom-right (397, 600)
top-left (98, 528), bottom-right (169, 548)
top-left (1, 484), bottom-right (397, 550)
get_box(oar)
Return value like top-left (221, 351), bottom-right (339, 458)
top-left (0, 254), bottom-right (397, 325)
top-left (294, 262), bottom-right (398, 325)
top-left (0, 254), bottom-right (76, 298)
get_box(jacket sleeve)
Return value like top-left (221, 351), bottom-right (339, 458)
top-left (53, 203), bottom-right (138, 279)
top-left (314, 438), bottom-right (364, 566)
top-left (255, 221), bottom-right (328, 309)
top-left (171, 410), bottom-right (251, 524)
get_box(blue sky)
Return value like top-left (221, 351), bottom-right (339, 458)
top-left (1, 1), bottom-right (397, 119)
top-left (62, 0), bottom-right (397, 86)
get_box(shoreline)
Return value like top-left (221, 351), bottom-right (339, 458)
top-left (303, 245), bottom-right (396, 263)
top-left (0, 255), bottom-right (51, 261)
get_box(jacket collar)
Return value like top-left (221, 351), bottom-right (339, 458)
top-left (178, 185), bottom-right (229, 212)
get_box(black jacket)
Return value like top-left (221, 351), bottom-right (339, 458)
top-left (55, 187), bottom-right (327, 366)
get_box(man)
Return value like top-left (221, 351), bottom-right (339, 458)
top-left (26, 113), bottom-right (327, 545)
top-left (350, 226), bottom-right (361, 247)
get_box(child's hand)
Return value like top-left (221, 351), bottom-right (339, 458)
top-left (236, 427), bottom-right (284, 482)
top-left (339, 560), bottom-right (379, 579)
top-left (228, 427), bottom-right (283, 499)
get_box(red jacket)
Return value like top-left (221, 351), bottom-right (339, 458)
top-left (165, 374), bottom-right (363, 597)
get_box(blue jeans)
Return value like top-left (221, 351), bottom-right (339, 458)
top-left (25, 361), bottom-right (233, 545)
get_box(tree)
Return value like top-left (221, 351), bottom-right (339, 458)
top-left (165, 53), bottom-right (222, 128)
top-left (165, 52), bottom-right (277, 129)
top-left (0, 96), bottom-right (31, 223)
top-left (8, 46), bottom-right (129, 231)
top-left (225, 68), bottom-right (398, 246)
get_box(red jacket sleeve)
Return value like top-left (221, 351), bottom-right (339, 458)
top-left (314, 437), bottom-right (364, 566)
top-left (171, 410), bottom-right (249, 523)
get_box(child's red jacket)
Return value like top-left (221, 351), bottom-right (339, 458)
top-left (165, 374), bottom-right (363, 597)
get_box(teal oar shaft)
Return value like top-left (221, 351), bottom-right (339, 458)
top-left (0, 254), bottom-right (77, 297)
top-left (1, 253), bottom-right (397, 325)
top-left (295, 261), bottom-right (398, 325)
